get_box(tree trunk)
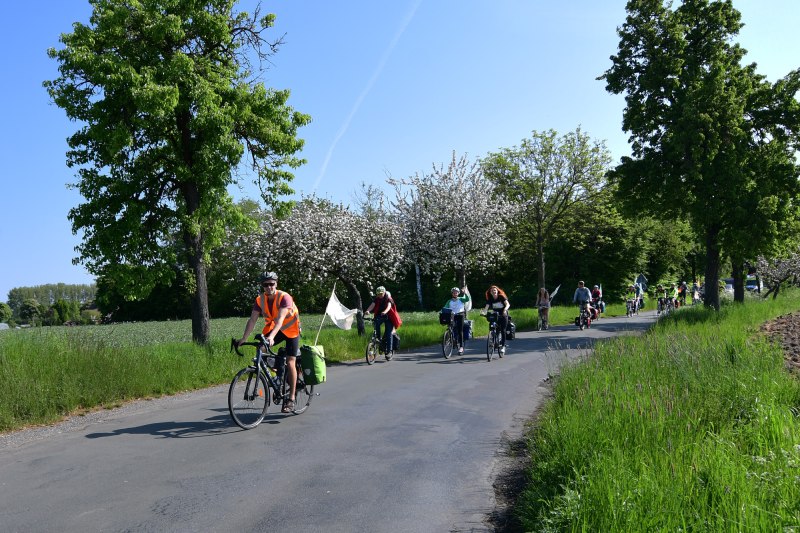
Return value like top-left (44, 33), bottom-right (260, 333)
top-left (731, 259), bottom-right (745, 303)
top-left (415, 263), bottom-right (423, 310)
top-left (456, 265), bottom-right (467, 290)
top-left (178, 113), bottom-right (210, 344)
top-left (187, 246), bottom-right (211, 344)
top-left (342, 276), bottom-right (365, 336)
top-left (704, 227), bottom-right (721, 311)
top-left (181, 182), bottom-right (210, 345)
top-left (537, 235), bottom-right (546, 290)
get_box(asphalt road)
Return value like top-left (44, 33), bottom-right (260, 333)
top-left (0, 311), bottom-right (657, 533)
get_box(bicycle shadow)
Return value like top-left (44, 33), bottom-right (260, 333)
top-left (84, 408), bottom-right (281, 439)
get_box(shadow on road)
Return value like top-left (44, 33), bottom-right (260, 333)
top-left (84, 409), bottom-right (275, 439)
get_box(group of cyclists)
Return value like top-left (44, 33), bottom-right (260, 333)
top-left (572, 281), bottom-right (606, 324)
top-left (237, 272), bottom-right (516, 386)
top-left (652, 281), bottom-right (697, 312)
top-left (237, 270), bottom-right (701, 386)
top-left (433, 285), bottom-right (512, 357)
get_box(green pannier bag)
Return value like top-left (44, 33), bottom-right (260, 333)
top-left (300, 344), bottom-right (326, 385)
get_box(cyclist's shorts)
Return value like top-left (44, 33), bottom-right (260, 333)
top-left (270, 330), bottom-right (299, 357)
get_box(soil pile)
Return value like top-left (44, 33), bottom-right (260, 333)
top-left (761, 311), bottom-right (800, 373)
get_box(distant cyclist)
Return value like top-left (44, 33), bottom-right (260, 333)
top-left (481, 285), bottom-right (510, 356)
top-left (655, 284), bottom-right (667, 312)
top-left (573, 281), bottom-right (594, 319)
top-left (443, 287), bottom-right (470, 355)
top-left (625, 285), bottom-right (638, 312)
top-left (364, 286), bottom-right (395, 354)
top-left (535, 287), bottom-right (551, 329)
top-left (591, 284), bottom-right (604, 316)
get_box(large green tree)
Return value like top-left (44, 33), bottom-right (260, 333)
top-left (45, 0), bottom-right (309, 343)
top-left (482, 128), bottom-right (611, 291)
top-left (601, 0), bottom-right (800, 309)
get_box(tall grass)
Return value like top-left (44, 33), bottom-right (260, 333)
top-left (517, 291), bottom-right (800, 531)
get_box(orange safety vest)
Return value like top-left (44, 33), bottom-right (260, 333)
top-left (257, 290), bottom-right (301, 338)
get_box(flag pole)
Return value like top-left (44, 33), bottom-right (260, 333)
top-left (315, 281), bottom-right (335, 345)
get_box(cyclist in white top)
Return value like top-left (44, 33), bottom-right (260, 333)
top-left (443, 287), bottom-right (470, 354)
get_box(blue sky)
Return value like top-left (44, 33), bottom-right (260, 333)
top-left (1, 0), bottom-right (798, 302)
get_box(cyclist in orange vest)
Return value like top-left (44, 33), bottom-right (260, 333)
top-left (238, 271), bottom-right (301, 413)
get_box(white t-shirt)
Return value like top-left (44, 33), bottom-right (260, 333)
top-left (446, 298), bottom-right (466, 314)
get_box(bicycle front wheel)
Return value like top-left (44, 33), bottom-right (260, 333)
top-left (442, 328), bottom-right (454, 359)
top-left (486, 330), bottom-right (495, 362)
top-left (365, 338), bottom-right (379, 365)
top-left (228, 367), bottom-right (270, 430)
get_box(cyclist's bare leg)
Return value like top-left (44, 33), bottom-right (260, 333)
top-left (286, 355), bottom-right (297, 401)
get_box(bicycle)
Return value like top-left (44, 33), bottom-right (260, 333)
top-left (657, 296), bottom-right (673, 316)
top-left (626, 298), bottom-right (636, 317)
top-left (228, 334), bottom-right (314, 430)
top-left (483, 310), bottom-right (504, 362)
top-left (536, 306), bottom-right (549, 331)
top-left (364, 316), bottom-right (395, 365)
top-left (439, 308), bottom-right (465, 359)
top-left (576, 303), bottom-right (591, 330)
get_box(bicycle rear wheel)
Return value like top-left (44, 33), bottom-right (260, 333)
top-left (442, 328), bottom-right (454, 359)
top-left (365, 337), bottom-right (379, 365)
top-left (228, 367), bottom-right (269, 430)
top-left (291, 370), bottom-right (314, 415)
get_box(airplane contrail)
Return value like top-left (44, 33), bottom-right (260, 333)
top-left (311, 0), bottom-right (423, 193)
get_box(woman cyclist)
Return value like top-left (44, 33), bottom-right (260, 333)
top-left (481, 285), bottom-right (510, 356)
top-left (535, 287), bottom-right (550, 329)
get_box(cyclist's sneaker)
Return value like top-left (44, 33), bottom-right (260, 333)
top-left (499, 346), bottom-right (506, 356)
top-left (458, 347), bottom-right (464, 355)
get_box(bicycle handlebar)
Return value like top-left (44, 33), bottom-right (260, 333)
top-left (230, 333), bottom-right (277, 357)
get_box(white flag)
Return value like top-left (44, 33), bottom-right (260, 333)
top-left (325, 289), bottom-right (358, 330)
top-left (463, 286), bottom-right (472, 313)
top-left (549, 284), bottom-right (561, 300)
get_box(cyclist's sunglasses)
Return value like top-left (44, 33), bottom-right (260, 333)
top-left (261, 282), bottom-right (276, 287)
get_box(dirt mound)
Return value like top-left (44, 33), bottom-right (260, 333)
top-left (761, 311), bottom-right (800, 373)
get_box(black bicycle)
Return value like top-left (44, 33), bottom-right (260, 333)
top-left (364, 316), bottom-right (395, 365)
top-left (483, 310), bottom-right (504, 362)
top-left (228, 334), bottom-right (314, 430)
top-left (439, 308), bottom-right (464, 359)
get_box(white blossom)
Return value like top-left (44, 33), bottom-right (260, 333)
top-left (390, 152), bottom-right (511, 285)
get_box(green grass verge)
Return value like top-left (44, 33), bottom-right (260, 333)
top-left (516, 290), bottom-right (800, 531)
